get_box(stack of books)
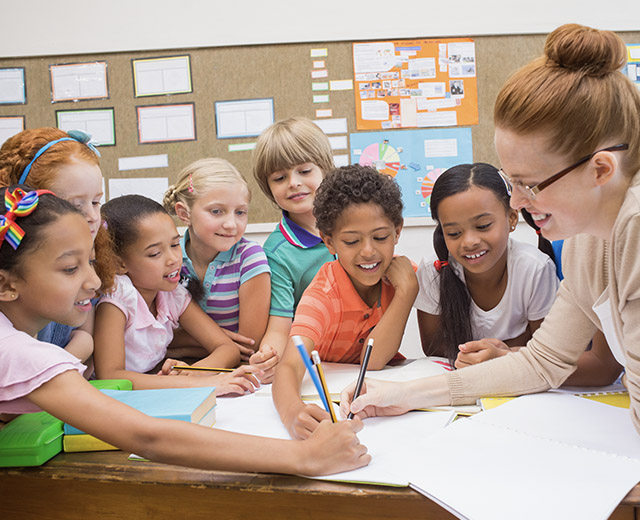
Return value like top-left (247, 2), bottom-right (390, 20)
top-left (63, 386), bottom-right (217, 453)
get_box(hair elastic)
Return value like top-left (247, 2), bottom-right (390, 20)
top-left (0, 188), bottom-right (55, 250)
top-left (434, 260), bottom-right (449, 272)
top-left (18, 130), bottom-right (101, 185)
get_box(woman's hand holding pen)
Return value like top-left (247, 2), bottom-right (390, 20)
top-left (455, 338), bottom-right (511, 369)
top-left (298, 418), bottom-right (371, 476)
top-left (285, 402), bottom-right (332, 440)
top-left (340, 379), bottom-right (414, 420)
top-left (249, 344), bottom-right (280, 384)
top-left (341, 375), bottom-right (452, 419)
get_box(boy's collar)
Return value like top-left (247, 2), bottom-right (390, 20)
top-left (279, 211), bottom-right (323, 249)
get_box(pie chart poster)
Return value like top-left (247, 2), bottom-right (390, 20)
top-left (350, 127), bottom-right (473, 218)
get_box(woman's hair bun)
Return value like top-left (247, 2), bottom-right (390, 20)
top-left (544, 23), bottom-right (626, 77)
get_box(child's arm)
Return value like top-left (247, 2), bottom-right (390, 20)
top-left (416, 310), bottom-right (445, 357)
top-left (94, 302), bottom-right (253, 395)
top-left (27, 370), bottom-right (370, 476)
top-left (365, 256), bottom-right (419, 370)
top-left (260, 315), bottom-right (293, 357)
top-left (272, 335), bottom-right (331, 440)
top-left (562, 331), bottom-right (623, 386)
top-left (63, 307), bottom-right (95, 363)
top-left (178, 301), bottom-right (241, 368)
top-left (237, 272), bottom-right (270, 350)
top-left (455, 319), bottom-right (544, 368)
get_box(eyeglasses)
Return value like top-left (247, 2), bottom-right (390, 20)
top-left (497, 143), bottom-right (629, 200)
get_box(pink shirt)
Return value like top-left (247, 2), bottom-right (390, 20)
top-left (0, 313), bottom-right (85, 414)
top-left (98, 275), bottom-right (191, 373)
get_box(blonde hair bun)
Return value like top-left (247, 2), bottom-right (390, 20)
top-left (545, 24), bottom-right (626, 77)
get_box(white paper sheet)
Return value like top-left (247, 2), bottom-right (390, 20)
top-left (134, 56), bottom-right (191, 96)
top-left (417, 111), bottom-right (457, 127)
top-left (57, 109), bottom-right (115, 146)
top-left (313, 117), bottom-right (348, 134)
top-left (424, 138), bottom-right (458, 158)
top-left (118, 154), bottom-right (168, 171)
top-left (0, 68), bottom-right (25, 104)
top-left (137, 104), bottom-right (195, 143)
top-left (50, 62), bottom-right (108, 101)
top-left (108, 177), bottom-right (169, 204)
top-left (361, 100), bottom-right (389, 121)
top-left (408, 394), bottom-right (640, 520)
top-left (213, 393), bottom-right (455, 486)
top-left (328, 135), bottom-right (348, 150)
top-left (215, 98), bottom-right (273, 139)
top-left (353, 42), bottom-right (396, 73)
top-left (333, 154), bottom-right (349, 167)
top-left (0, 117), bottom-right (24, 147)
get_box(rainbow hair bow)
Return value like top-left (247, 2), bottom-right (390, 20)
top-left (0, 188), bottom-right (52, 250)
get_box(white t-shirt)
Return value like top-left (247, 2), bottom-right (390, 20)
top-left (414, 238), bottom-right (559, 341)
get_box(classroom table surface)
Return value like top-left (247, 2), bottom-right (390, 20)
top-left (1, 450), bottom-right (639, 520)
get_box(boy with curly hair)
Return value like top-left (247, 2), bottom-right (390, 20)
top-left (272, 165), bottom-right (418, 439)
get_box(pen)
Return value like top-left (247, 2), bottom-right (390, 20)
top-left (311, 350), bottom-right (337, 423)
top-left (348, 338), bottom-right (374, 419)
top-left (292, 335), bottom-right (331, 413)
top-left (170, 365), bottom-right (252, 374)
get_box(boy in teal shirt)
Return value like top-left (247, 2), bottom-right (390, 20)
top-left (253, 117), bottom-right (335, 370)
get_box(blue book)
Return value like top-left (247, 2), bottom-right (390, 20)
top-left (63, 387), bottom-right (217, 435)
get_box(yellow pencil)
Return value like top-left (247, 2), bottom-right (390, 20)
top-left (311, 350), bottom-right (337, 423)
top-left (170, 365), bottom-right (252, 374)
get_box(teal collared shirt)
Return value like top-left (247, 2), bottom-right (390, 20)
top-left (263, 212), bottom-right (334, 318)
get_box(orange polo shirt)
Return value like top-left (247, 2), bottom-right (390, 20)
top-left (290, 260), bottom-right (406, 363)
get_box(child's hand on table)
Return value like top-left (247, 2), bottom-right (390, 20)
top-left (455, 338), bottom-right (511, 369)
top-left (285, 402), bottom-right (332, 440)
top-left (298, 417), bottom-right (371, 475)
top-left (249, 344), bottom-right (280, 384)
top-left (223, 329), bottom-right (256, 362)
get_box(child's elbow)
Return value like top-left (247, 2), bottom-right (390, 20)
top-left (367, 358), bottom-right (388, 371)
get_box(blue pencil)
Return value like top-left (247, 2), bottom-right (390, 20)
top-left (292, 335), bottom-right (331, 413)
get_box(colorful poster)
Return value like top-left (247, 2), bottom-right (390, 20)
top-left (350, 128), bottom-right (473, 218)
top-left (625, 44), bottom-right (640, 90)
top-left (352, 38), bottom-right (478, 131)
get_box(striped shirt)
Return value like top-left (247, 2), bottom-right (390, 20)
top-left (180, 233), bottom-right (270, 332)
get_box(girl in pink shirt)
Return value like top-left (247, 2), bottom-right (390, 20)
top-left (0, 186), bottom-right (369, 473)
top-left (95, 194), bottom-right (269, 393)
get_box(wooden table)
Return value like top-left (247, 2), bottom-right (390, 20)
top-left (1, 451), bottom-right (639, 519)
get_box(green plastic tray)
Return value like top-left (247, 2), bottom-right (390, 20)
top-left (0, 379), bottom-right (132, 467)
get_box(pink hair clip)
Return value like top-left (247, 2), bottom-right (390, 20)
top-left (188, 173), bottom-right (194, 193)
top-left (434, 260), bottom-right (449, 272)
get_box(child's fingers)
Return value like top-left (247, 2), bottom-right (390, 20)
top-left (236, 342), bottom-right (255, 358)
top-left (223, 329), bottom-right (255, 347)
top-left (158, 358), bottom-right (188, 375)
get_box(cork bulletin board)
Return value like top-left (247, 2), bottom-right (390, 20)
top-left (2, 30), bottom-right (639, 223)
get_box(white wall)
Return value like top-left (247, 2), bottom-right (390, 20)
top-left (2, 0), bottom-right (639, 58)
top-left (244, 218), bottom-right (539, 359)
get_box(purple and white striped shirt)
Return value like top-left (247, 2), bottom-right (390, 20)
top-left (180, 233), bottom-right (270, 332)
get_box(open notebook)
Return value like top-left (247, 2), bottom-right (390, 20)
top-left (406, 393), bottom-right (640, 520)
top-left (213, 393), bottom-right (456, 486)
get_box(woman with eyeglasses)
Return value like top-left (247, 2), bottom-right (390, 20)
top-left (340, 23), bottom-right (640, 434)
